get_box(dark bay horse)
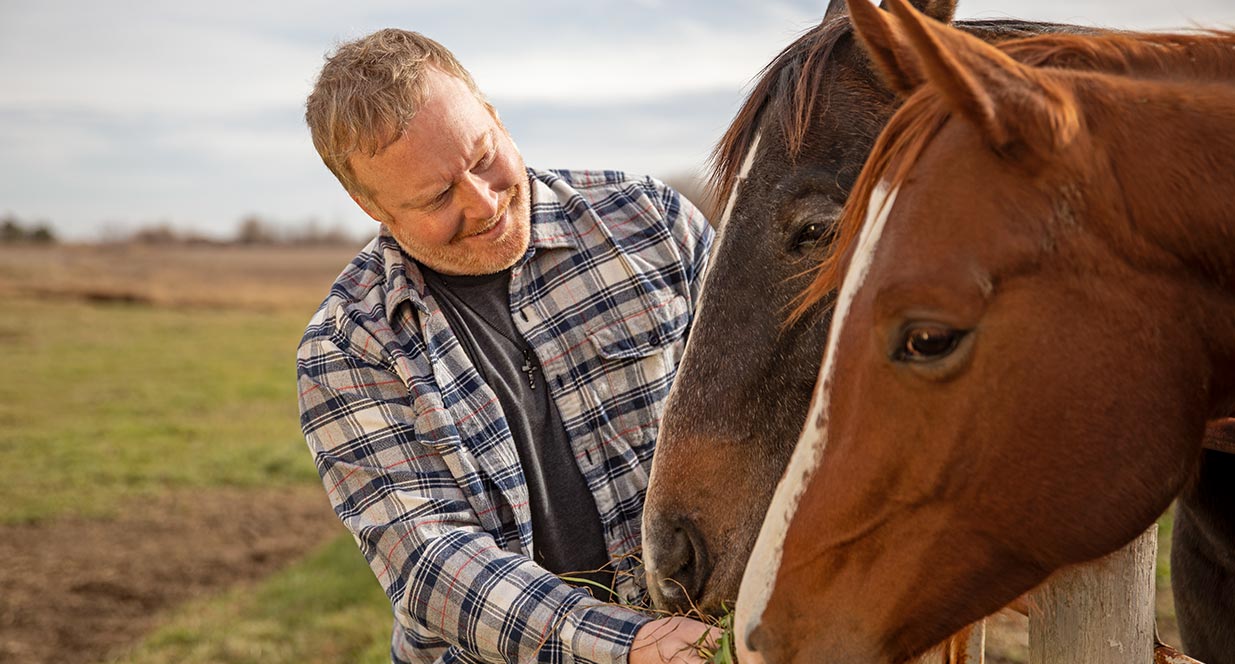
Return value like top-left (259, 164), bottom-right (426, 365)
top-left (734, 1), bottom-right (1235, 662)
top-left (642, 0), bottom-right (1081, 614)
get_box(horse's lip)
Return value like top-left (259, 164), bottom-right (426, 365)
top-left (1205, 417), bottom-right (1235, 431)
top-left (1207, 416), bottom-right (1235, 432)
top-left (1204, 417), bottom-right (1235, 451)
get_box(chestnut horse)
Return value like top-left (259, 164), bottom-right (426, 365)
top-left (735, 1), bottom-right (1235, 663)
top-left (642, 0), bottom-right (1082, 616)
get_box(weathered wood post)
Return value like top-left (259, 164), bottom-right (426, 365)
top-left (912, 621), bottom-right (985, 664)
top-left (947, 622), bottom-right (986, 664)
top-left (1028, 525), bottom-right (1158, 664)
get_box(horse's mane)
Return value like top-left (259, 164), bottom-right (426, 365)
top-left (710, 16), bottom-right (1083, 221)
top-left (791, 28), bottom-right (1235, 321)
top-left (1003, 30), bottom-right (1235, 79)
top-left (709, 17), bottom-right (853, 210)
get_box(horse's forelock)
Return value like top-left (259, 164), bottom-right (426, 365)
top-left (710, 17), bottom-right (854, 210)
top-left (789, 91), bottom-right (950, 326)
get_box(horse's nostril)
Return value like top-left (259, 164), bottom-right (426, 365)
top-left (741, 622), bottom-right (769, 664)
top-left (647, 517), bottom-right (709, 612)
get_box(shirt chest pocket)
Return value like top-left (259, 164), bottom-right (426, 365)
top-left (585, 291), bottom-right (689, 424)
top-left (588, 291), bottom-right (688, 359)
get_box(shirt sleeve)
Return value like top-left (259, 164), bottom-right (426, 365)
top-left (297, 330), bottom-right (652, 664)
top-left (641, 177), bottom-right (715, 309)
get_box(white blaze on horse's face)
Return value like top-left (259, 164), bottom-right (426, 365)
top-left (735, 180), bottom-right (901, 657)
top-left (718, 132), bottom-right (763, 229)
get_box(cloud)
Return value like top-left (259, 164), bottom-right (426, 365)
top-left (3, 0), bottom-right (1235, 238)
top-left (1, 7), bottom-right (317, 115)
top-left (502, 90), bottom-right (741, 176)
top-left (956, 0), bottom-right (1235, 30)
top-left (462, 7), bottom-right (822, 104)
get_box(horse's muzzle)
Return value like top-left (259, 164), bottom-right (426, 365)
top-left (643, 514), bottom-right (710, 612)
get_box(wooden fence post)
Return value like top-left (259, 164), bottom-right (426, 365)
top-left (913, 621), bottom-right (985, 664)
top-left (1028, 525), bottom-right (1158, 664)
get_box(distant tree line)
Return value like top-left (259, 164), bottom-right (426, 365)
top-left (232, 215), bottom-right (357, 246)
top-left (2, 212), bottom-right (364, 247)
top-left (1, 214), bottom-right (57, 244)
top-left (113, 215), bottom-right (362, 246)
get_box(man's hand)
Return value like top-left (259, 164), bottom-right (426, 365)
top-left (630, 616), bottom-right (721, 664)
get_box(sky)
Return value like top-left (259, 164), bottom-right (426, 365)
top-left (2, 0), bottom-right (1234, 240)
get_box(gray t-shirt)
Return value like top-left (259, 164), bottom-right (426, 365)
top-left (421, 266), bottom-right (615, 600)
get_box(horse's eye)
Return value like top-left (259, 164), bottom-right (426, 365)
top-left (793, 222), bottom-right (833, 252)
top-left (895, 326), bottom-right (966, 362)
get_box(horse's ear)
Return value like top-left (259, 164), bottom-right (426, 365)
top-left (848, 0), bottom-right (925, 96)
top-left (884, 0), bottom-right (1080, 159)
top-left (824, 0), bottom-right (848, 22)
top-left (880, 0), bottom-right (955, 24)
top-left (832, 0), bottom-right (957, 27)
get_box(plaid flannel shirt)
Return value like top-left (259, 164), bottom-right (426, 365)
top-left (297, 168), bottom-right (713, 664)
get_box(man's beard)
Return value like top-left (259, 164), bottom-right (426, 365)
top-left (391, 179), bottom-right (531, 276)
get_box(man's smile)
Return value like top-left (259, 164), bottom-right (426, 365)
top-left (458, 185), bottom-right (518, 241)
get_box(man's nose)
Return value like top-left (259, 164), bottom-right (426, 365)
top-left (457, 172), bottom-right (502, 220)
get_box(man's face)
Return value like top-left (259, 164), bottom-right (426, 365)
top-left (348, 67), bottom-right (531, 275)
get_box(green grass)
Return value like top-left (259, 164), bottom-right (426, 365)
top-left (0, 294), bottom-right (395, 661)
top-left (112, 533), bottom-right (393, 664)
top-left (0, 296), bottom-right (319, 523)
top-left (1156, 508), bottom-right (1174, 586)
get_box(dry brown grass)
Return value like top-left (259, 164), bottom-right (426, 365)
top-left (0, 242), bottom-right (367, 311)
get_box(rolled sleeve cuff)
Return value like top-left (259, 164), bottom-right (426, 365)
top-left (561, 602), bottom-right (653, 664)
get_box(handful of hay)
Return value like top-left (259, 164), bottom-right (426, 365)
top-left (693, 605), bottom-right (738, 664)
top-left (560, 555), bottom-right (739, 664)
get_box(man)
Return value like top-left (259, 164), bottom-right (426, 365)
top-left (297, 29), bottom-right (717, 664)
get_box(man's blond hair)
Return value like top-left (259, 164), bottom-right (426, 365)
top-left (305, 29), bottom-right (489, 200)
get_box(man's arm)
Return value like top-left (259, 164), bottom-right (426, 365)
top-left (298, 331), bottom-right (652, 663)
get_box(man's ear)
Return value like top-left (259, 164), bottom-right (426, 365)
top-left (484, 100), bottom-right (503, 124)
top-left (351, 193), bottom-right (387, 224)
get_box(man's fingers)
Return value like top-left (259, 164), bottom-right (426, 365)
top-left (632, 616), bottom-right (719, 664)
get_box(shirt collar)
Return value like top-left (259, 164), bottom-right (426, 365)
top-left (525, 172), bottom-right (581, 252)
top-left (383, 169), bottom-right (580, 323)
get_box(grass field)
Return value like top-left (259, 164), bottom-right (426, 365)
top-left (0, 243), bottom-right (395, 663)
top-left (0, 296), bottom-right (317, 522)
top-left (0, 243), bottom-right (355, 522)
top-left (114, 536), bottom-right (393, 664)
top-left (0, 243), bottom-right (1186, 663)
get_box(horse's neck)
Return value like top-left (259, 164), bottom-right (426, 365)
top-left (1097, 81), bottom-right (1235, 289)
top-left (1094, 78), bottom-right (1235, 395)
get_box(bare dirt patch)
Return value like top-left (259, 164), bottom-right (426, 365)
top-left (0, 486), bottom-right (343, 663)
